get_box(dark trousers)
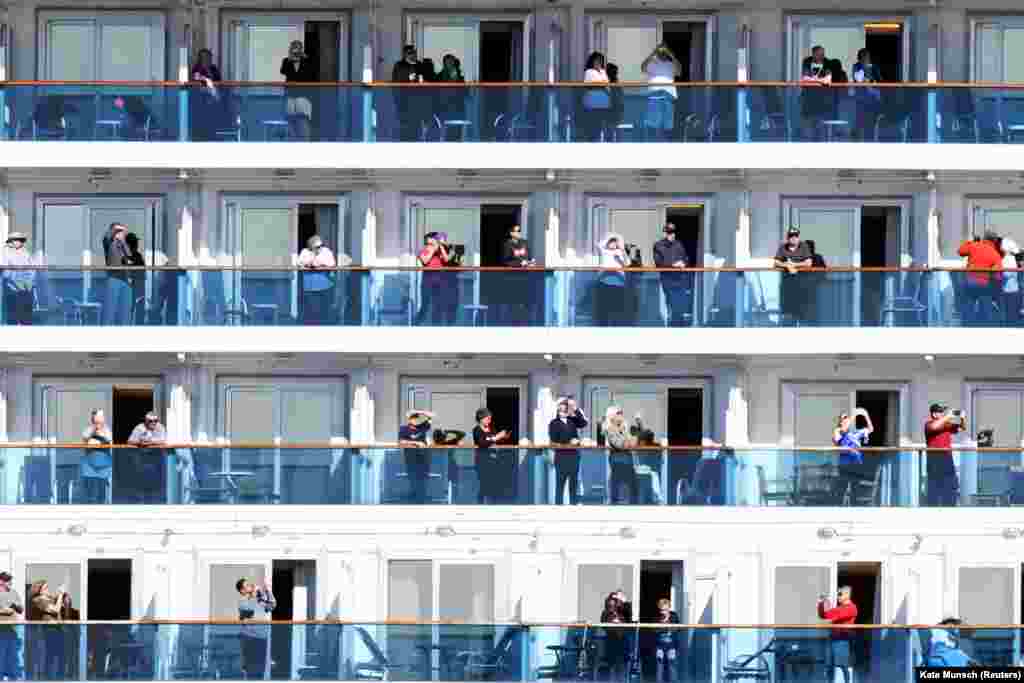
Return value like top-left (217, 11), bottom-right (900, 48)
top-left (925, 458), bottom-right (959, 506)
top-left (963, 281), bottom-right (998, 325)
top-left (302, 289), bottom-right (333, 325)
top-left (660, 281), bottom-right (692, 327)
top-left (103, 277), bottom-right (132, 326)
top-left (832, 462), bottom-right (877, 506)
top-left (554, 452), bottom-right (579, 505)
top-left (4, 288), bottom-right (33, 325)
top-left (580, 108), bottom-right (610, 142)
top-left (667, 452), bottom-right (702, 505)
top-left (79, 476), bottom-right (108, 504)
top-left (610, 461), bottom-right (638, 505)
top-left (240, 636), bottom-right (267, 680)
top-left (595, 283), bottom-right (627, 326)
top-left (0, 629), bottom-right (22, 680)
top-left (113, 451), bottom-right (166, 504)
top-left (476, 452), bottom-right (516, 504)
top-left (404, 450), bottom-right (431, 504)
top-left (30, 627), bottom-right (66, 680)
top-left (780, 274), bottom-right (806, 324)
top-left (654, 645), bottom-right (677, 683)
top-left (418, 274), bottom-right (455, 326)
top-left (1003, 291), bottom-right (1022, 326)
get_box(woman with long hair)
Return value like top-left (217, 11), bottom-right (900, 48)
top-left (581, 51), bottom-right (611, 141)
top-left (595, 234), bottom-right (628, 326)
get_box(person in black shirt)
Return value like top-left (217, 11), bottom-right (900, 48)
top-left (472, 408), bottom-right (512, 504)
top-left (774, 227), bottom-right (813, 325)
top-left (280, 40), bottom-right (316, 140)
top-left (500, 225), bottom-right (536, 325)
top-left (398, 410), bottom-right (433, 503)
top-left (103, 222), bottom-right (133, 325)
top-left (652, 598), bottom-right (680, 683)
top-left (547, 397), bottom-right (588, 505)
top-left (652, 223), bottom-right (693, 327)
top-left (392, 45), bottom-right (432, 141)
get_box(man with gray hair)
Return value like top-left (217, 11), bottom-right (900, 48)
top-left (818, 586), bottom-right (858, 683)
top-left (125, 412), bottom-right (168, 504)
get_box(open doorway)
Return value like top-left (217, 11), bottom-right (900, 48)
top-left (667, 388), bottom-right (704, 505)
top-left (303, 21), bottom-right (341, 140)
top-left (864, 24), bottom-right (903, 83)
top-left (480, 22), bottom-right (523, 81)
top-left (480, 204), bottom-right (523, 317)
top-left (271, 559), bottom-right (318, 679)
top-left (486, 387), bottom-right (520, 444)
top-left (661, 22), bottom-right (707, 82)
top-left (860, 206), bottom-right (900, 326)
top-left (837, 561), bottom-right (881, 674)
top-left (86, 559), bottom-right (135, 680)
top-left (855, 390), bottom-right (898, 448)
top-left (88, 559), bottom-right (132, 620)
top-left (639, 561), bottom-right (686, 681)
top-left (112, 386), bottom-right (153, 444)
top-left (112, 385), bottom-right (161, 505)
top-left (297, 204), bottom-right (341, 254)
top-left (664, 206), bottom-right (703, 325)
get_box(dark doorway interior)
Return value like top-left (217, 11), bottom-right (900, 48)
top-left (480, 22), bottom-right (523, 82)
top-left (860, 206), bottom-right (899, 326)
top-left (87, 559), bottom-right (132, 620)
top-left (837, 561), bottom-right (881, 672)
top-left (271, 559), bottom-right (318, 679)
top-left (638, 561), bottom-right (684, 681)
top-left (667, 388), bottom-right (704, 504)
top-left (304, 21), bottom-right (341, 140)
top-left (855, 390), bottom-right (898, 447)
top-left (486, 387), bottom-right (520, 444)
top-left (112, 386), bottom-right (154, 444)
top-left (297, 203), bottom-right (341, 254)
top-left (480, 204), bottom-right (522, 267)
top-left (664, 207), bottom-right (702, 269)
top-left (661, 23), bottom-right (694, 82)
top-left (864, 27), bottom-right (902, 83)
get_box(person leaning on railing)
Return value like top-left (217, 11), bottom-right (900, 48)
top-left (399, 410), bottom-right (434, 504)
top-left (774, 227), bottom-right (813, 325)
top-left (126, 412), bottom-right (168, 505)
top-left (957, 232), bottom-right (1003, 325)
top-left (1, 231), bottom-right (38, 326)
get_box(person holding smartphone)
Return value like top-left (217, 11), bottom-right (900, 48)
top-left (832, 408), bottom-right (874, 505)
top-left (925, 404), bottom-right (967, 506)
top-left (818, 587), bottom-right (858, 683)
top-left (548, 397), bottom-right (588, 505)
top-left (236, 577), bottom-right (276, 680)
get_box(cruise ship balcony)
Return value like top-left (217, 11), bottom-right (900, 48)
top-left (4, 444), bottom-right (1019, 508)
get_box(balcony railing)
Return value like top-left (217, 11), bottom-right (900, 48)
top-left (3, 444), bottom-right (1018, 507)
top-left (3, 620), bottom-right (1018, 680)
top-left (3, 80), bottom-right (1024, 144)
top-left (0, 266), bottom-right (1019, 328)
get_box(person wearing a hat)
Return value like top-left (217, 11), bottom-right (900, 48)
top-left (2, 231), bottom-right (39, 325)
top-left (399, 409), bottom-right (434, 503)
top-left (298, 234), bottom-right (338, 325)
top-left (102, 222), bottom-right (134, 326)
top-left (652, 222), bottom-right (693, 327)
top-left (0, 570), bottom-right (24, 681)
top-left (472, 408), bottom-right (512, 504)
top-left (924, 403), bottom-right (966, 506)
top-left (1000, 237), bottom-right (1022, 326)
top-left (417, 232), bottom-right (455, 326)
top-left (595, 233), bottom-right (629, 326)
top-left (548, 397), bottom-right (588, 505)
top-left (774, 227), bottom-right (813, 325)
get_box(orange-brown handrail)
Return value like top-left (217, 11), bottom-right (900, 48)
top-left (0, 265), bottom-right (1016, 273)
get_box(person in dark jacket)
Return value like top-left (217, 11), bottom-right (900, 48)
top-left (280, 40), bottom-right (316, 140)
top-left (652, 223), bottom-right (693, 326)
top-left (652, 598), bottom-right (680, 683)
top-left (472, 408), bottom-right (512, 504)
top-left (124, 233), bottom-right (146, 323)
top-left (399, 410), bottom-right (434, 503)
top-left (598, 594), bottom-right (629, 681)
top-left (501, 225), bottom-right (535, 325)
top-left (103, 223), bottom-right (133, 325)
top-left (547, 397), bottom-right (588, 505)
top-left (392, 45), bottom-right (433, 141)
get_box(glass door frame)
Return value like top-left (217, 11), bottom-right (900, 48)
top-left (953, 560), bottom-right (1021, 664)
top-left (585, 13), bottom-right (715, 82)
top-left (785, 14), bottom-right (912, 82)
top-left (969, 17), bottom-right (1024, 82)
top-left (404, 11), bottom-right (534, 83)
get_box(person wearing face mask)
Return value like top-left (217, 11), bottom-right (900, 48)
top-left (280, 40), bottom-right (315, 140)
top-left (500, 225), bottom-right (536, 325)
top-left (2, 232), bottom-right (39, 325)
top-left (548, 397), bottom-right (588, 505)
top-left (417, 232), bottom-right (455, 326)
top-left (80, 409), bottom-right (113, 504)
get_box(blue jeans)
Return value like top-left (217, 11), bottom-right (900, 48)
top-left (0, 629), bottom-right (22, 680)
top-left (660, 282), bottom-right (693, 326)
top-left (103, 277), bottom-right (132, 326)
top-left (646, 93), bottom-right (675, 138)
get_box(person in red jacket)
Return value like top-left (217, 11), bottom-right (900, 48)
top-left (818, 586), bottom-right (858, 683)
top-left (958, 232), bottom-right (1003, 325)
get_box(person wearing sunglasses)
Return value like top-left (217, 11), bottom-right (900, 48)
top-left (125, 412), bottom-right (168, 504)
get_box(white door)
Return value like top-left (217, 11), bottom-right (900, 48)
top-left (974, 20), bottom-right (1024, 83)
top-left (957, 564), bottom-right (1019, 665)
top-left (218, 378), bottom-right (345, 503)
top-left (39, 12), bottom-right (165, 80)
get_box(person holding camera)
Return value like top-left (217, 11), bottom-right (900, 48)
top-left (604, 406), bottom-right (639, 505)
top-left (548, 397), bottom-right (588, 505)
top-left (501, 225), bottom-right (536, 325)
top-left (653, 223), bottom-right (693, 327)
top-left (924, 403), bottom-right (966, 507)
top-left (417, 232), bottom-right (456, 326)
top-left (817, 586), bottom-right (858, 683)
top-left (473, 408), bottom-right (512, 504)
top-left (595, 233), bottom-right (629, 327)
top-left (399, 409), bottom-right (434, 503)
top-left (957, 231), bottom-right (1003, 325)
top-left (832, 408), bottom-right (874, 505)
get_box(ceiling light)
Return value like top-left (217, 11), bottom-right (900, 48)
top-left (817, 527), bottom-right (838, 540)
top-left (67, 524), bottom-right (87, 537)
top-left (436, 525), bottom-right (457, 538)
top-left (1003, 527), bottom-right (1021, 540)
top-left (619, 526), bottom-right (637, 539)
top-left (252, 525), bottom-right (271, 538)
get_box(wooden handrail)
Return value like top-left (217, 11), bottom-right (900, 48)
top-left (5, 442), bottom-right (1018, 453)
top-left (11, 618), bottom-right (1024, 629)
top-left (9, 79), bottom-right (1024, 89)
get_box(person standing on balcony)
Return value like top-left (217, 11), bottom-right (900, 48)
top-left (642, 44), bottom-right (683, 142)
top-left (280, 40), bottom-right (315, 141)
top-left (236, 577), bottom-right (276, 680)
top-left (924, 404), bottom-right (966, 507)
top-left (653, 223), bottom-right (692, 327)
top-left (191, 48), bottom-right (223, 141)
top-left (472, 408), bottom-right (512, 504)
top-left (80, 408), bottom-right (113, 504)
top-left (605, 406), bottom-right (639, 505)
top-left (392, 45), bottom-right (431, 141)
top-left (800, 46), bottom-right (835, 141)
top-left (1000, 238), bottom-right (1022, 326)
top-left (126, 412), bottom-right (168, 505)
top-left (548, 397), bottom-right (588, 505)
top-left (124, 233), bottom-right (146, 324)
top-left (416, 232), bottom-right (454, 326)
top-left (2, 232), bottom-right (38, 325)
top-left (818, 586), bottom-right (859, 683)
top-left (831, 408), bottom-right (875, 506)
top-left (851, 49), bottom-right (882, 141)
top-left (103, 223), bottom-right (133, 326)
top-left (298, 235), bottom-right (337, 325)
top-left (595, 233), bottom-right (628, 327)
top-left (958, 232), bottom-right (1003, 325)
top-left (28, 580), bottom-right (66, 681)
top-left (652, 598), bottom-right (680, 683)
top-left (774, 228), bottom-right (813, 325)
top-left (0, 571), bottom-right (25, 683)
top-left (399, 409), bottom-right (434, 504)
top-left (501, 225), bottom-right (535, 325)
top-left (581, 52), bottom-right (612, 142)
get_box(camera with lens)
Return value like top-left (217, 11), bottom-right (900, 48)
top-left (624, 243), bottom-right (643, 267)
top-left (446, 243), bottom-right (466, 267)
top-left (629, 416), bottom-right (657, 446)
top-left (977, 429), bottom-right (994, 448)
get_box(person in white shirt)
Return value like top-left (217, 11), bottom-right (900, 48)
top-left (642, 44), bottom-right (683, 141)
top-left (595, 233), bottom-right (629, 327)
top-left (1001, 238), bottom-right (1021, 326)
top-left (581, 52), bottom-right (612, 141)
top-left (298, 235), bottom-right (338, 325)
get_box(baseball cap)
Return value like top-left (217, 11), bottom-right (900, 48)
top-left (929, 403), bottom-right (946, 414)
top-left (786, 227), bottom-right (800, 237)
top-left (0, 571), bottom-right (11, 582)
